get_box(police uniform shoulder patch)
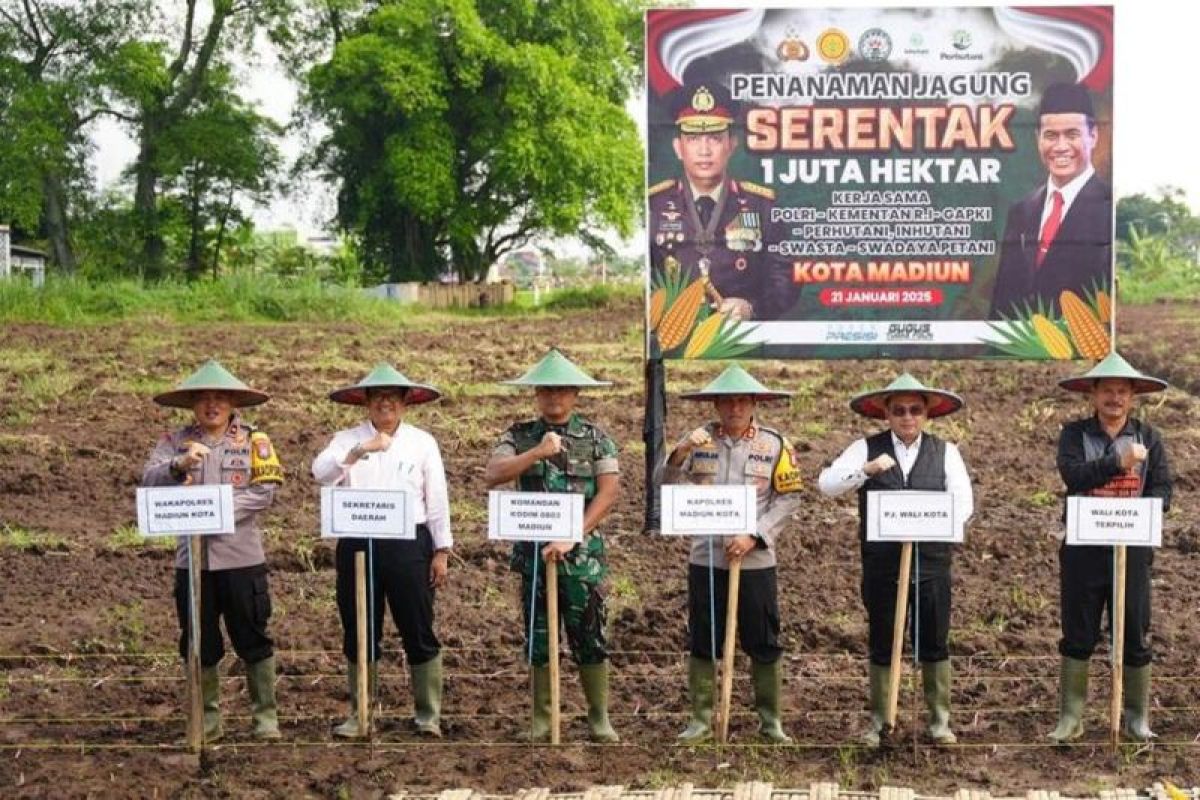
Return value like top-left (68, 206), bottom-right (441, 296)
top-left (772, 435), bottom-right (802, 494)
top-left (738, 180), bottom-right (776, 201)
top-left (649, 178), bottom-right (677, 196)
top-left (249, 431), bottom-right (284, 485)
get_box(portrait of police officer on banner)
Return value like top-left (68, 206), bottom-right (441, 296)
top-left (650, 82), bottom-right (798, 322)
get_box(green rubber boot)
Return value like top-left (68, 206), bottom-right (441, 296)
top-left (862, 664), bottom-right (890, 747)
top-left (1121, 664), bottom-right (1155, 742)
top-left (751, 659), bottom-right (793, 744)
top-left (200, 666), bottom-right (223, 743)
top-left (333, 662), bottom-right (377, 739)
top-left (410, 655), bottom-right (443, 737)
top-left (1047, 656), bottom-right (1089, 743)
top-left (246, 656), bottom-right (281, 740)
top-left (922, 660), bottom-right (957, 745)
top-left (580, 662), bottom-right (620, 743)
top-left (677, 657), bottom-right (715, 744)
top-left (531, 665), bottom-right (552, 743)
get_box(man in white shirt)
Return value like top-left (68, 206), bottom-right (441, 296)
top-left (312, 363), bottom-right (452, 738)
top-left (818, 373), bottom-right (973, 746)
top-left (990, 82), bottom-right (1113, 318)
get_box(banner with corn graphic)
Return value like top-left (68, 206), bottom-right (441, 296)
top-left (645, 7), bottom-right (1115, 360)
top-left (982, 286), bottom-right (1112, 360)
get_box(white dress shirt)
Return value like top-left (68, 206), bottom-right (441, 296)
top-left (312, 420), bottom-right (452, 549)
top-left (818, 433), bottom-right (974, 531)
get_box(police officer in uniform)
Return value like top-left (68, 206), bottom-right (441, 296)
top-left (1048, 352), bottom-right (1173, 743)
top-left (649, 82), bottom-right (797, 322)
top-left (312, 363), bottom-right (452, 739)
top-left (663, 365), bottom-right (803, 744)
top-left (818, 374), bottom-right (974, 746)
top-left (485, 349), bottom-right (621, 742)
top-left (142, 360), bottom-right (285, 741)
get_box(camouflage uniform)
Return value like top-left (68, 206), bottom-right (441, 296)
top-left (494, 413), bottom-right (619, 666)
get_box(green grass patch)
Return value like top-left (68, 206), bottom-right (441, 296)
top-left (0, 276), bottom-right (644, 324)
top-left (104, 525), bottom-right (175, 552)
top-left (0, 524), bottom-right (71, 553)
top-left (0, 347), bottom-right (76, 423)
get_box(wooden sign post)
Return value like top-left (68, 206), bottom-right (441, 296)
top-left (1066, 496), bottom-right (1163, 751)
top-left (662, 484), bottom-right (758, 743)
top-left (716, 556), bottom-right (743, 744)
top-left (321, 486), bottom-right (419, 741)
top-left (864, 490), bottom-right (963, 737)
top-left (137, 484), bottom-right (236, 752)
top-left (488, 490), bottom-right (584, 745)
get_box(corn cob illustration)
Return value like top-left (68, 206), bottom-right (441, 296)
top-left (649, 287), bottom-right (667, 328)
top-left (656, 279), bottom-right (707, 350)
top-left (1094, 289), bottom-right (1112, 324)
top-left (683, 312), bottom-right (725, 358)
top-left (1030, 314), bottom-right (1074, 359)
top-left (1060, 290), bottom-right (1111, 359)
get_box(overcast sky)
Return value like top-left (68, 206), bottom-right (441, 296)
top-left (90, 0), bottom-right (1190, 247)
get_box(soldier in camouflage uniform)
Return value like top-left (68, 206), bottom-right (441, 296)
top-left (663, 365), bottom-right (803, 744)
top-left (142, 360), bottom-right (285, 742)
top-left (485, 350), bottom-right (621, 742)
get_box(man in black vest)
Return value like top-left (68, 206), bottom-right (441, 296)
top-left (819, 374), bottom-right (973, 746)
top-left (1049, 352), bottom-right (1173, 743)
top-left (990, 82), bottom-right (1113, 318)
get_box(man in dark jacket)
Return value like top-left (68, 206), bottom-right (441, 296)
top-left (1049, 352), bottom-right (1173, 743)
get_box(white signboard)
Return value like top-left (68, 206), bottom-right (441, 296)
top-left (320, 487), bottom-right (416, 539)
top-left (1066, 496), bottom-right (1162, 547)
top-left (866, 491), bottom-right (962, 543)
top-left (660, 485), bottom-right (758, 537)
top-left (137, 485), bottom-right (235, 537)
top-left (487, 491), bottom-right (584, 543)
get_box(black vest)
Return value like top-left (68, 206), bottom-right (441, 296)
top-left (856, 430), bottom-right (952, 573)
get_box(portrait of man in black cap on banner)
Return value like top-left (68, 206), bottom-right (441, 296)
top-left (649, 82), bottom-right (798, 322)
top-left (990, 82), bottom-right (1113, 319)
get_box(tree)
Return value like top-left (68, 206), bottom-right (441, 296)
top-left (303, 0), bottom-right (643, 282)
top-left (1115, 187), bottom-right (1200, 271)
top-left (0, 0), bottom-right (144, 272)
top-left (156, 66), bottom-right (282, 279)
top-left (105, 0), bottom-right (291, 279)
top-left (1116, 187), bottom-right (1193, 242)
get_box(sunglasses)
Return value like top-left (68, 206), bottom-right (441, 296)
top-left (888, 404), bottom-right (926, 417)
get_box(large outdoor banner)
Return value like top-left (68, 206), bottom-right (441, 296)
top-left (645, 7), bottom-right (1114, 360)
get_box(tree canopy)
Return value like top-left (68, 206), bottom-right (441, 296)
top-left (304, 0), bottom-right (644, 282)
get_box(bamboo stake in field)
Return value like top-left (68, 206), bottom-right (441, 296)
top-left (546, 559), bottom-right (561, 745)
top-left (1110, 544), bottom-right (1128, 750)
top-left (186, 534), bottom-right (203, 753)
top-left (717, 556), bottom-right (743, 744)
top-left (355, 551), bottom-right (369, 738)
top-left (886, 542), bottom-right (915, 731)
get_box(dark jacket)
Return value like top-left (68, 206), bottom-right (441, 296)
top-left (1056, 415), bottom-right (1172, 514)
top-left (990, 173), bottom-right (1113, 318)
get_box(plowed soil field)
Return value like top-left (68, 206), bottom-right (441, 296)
top-left (2, 298), bottom-right (1198, 798)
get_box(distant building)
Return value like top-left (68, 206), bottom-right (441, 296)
top-left (0, 225), bottom-right (47, 288)
top-left (487, 247), bottom-right (546, 288)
